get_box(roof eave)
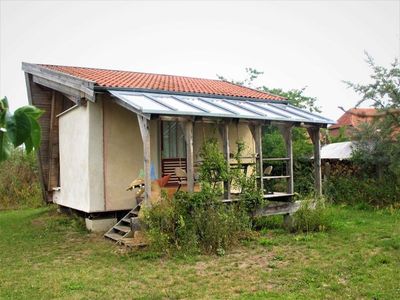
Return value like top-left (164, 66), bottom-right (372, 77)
top-left (21, 62), bottom-right (96, 102)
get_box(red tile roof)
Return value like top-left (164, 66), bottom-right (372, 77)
top-left (39, 64), bottom-right (285, 101)
top-left (329, 108), bottom-right (378, 129)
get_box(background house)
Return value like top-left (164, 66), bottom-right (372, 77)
top-left (328, 108), bottom-right (377, 138)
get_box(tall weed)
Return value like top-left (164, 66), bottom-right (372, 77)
top-left (290, 197), bottom-right (332, 233)
top-left (0, 149), bottom-right (42, 210)
top-left (142, 190), bottom-right (251, 255)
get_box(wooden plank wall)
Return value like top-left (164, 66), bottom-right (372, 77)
top-left (28, 75), bottom-right (75, 201)
top-left (30, 78), bottom-right (53, 200)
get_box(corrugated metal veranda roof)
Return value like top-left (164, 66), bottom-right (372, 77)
top-left (320, 141), bottom-right (354, 160)
top-left (109, 90), bottom-right (335, 125)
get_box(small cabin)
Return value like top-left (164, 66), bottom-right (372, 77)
top-left (22, 63), bottom-right (334, 222)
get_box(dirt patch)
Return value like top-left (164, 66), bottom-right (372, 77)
top-left (194, 247), bottom-right (277, 278)
top-left (31, 219), bottom-right (45, 228)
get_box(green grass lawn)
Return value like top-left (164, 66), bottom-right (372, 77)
top-left (0, 205), bottom-right (399, 299)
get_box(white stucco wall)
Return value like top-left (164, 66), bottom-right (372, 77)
top-left (57, 101), bottom-right (104, 213)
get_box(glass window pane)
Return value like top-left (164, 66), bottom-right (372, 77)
top-left (277, 105), bottom-right (316, 121)
top-left (124, 94), bottom-right (171, 112)
top-left (219, 100), bottom-right (256, 116)
top-left (162, 121), bottom-right (186, 159)
top-left (152, 95), bottom-right (202, 113)
top-left (255, 102), bottom-right (294, 118)
top-left (181, 97), bottom-right (231, 115)
top-left (243, 101), bottom-right (286, 119)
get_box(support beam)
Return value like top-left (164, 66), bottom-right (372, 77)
top-left (137, 115), bottom-right (151, 206)
top-left (307, 127), bottom-right (322, 196)
top-left (219, 121), bottom-right (231, 199)
top-left (253, 201), bottom-right (301, 217)
top-left (250, 123), bottom-right (263, 193)
top-left (183, 121), bottom-right (194, 192)
top-left (278, 124), bottom-right (294, 194)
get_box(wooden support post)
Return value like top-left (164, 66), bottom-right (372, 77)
top-left (137, 115), bottom-right (151, 206)
top-left (278, 124), bottom-right (294, 194)
top-left (183, 121), bottom-right (194, 192)
top-left (250, 123), bottom-right (263, 193)
top-left (307, 127), bottom-right (322, 196)
top-left (219, 122), bottom-right (231, 199)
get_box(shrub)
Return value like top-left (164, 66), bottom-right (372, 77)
top-left (0, 149), bottom-right (42, 210)
top-left (289, 197), bottom-right (332, 233)
top-left (293, 158), bottom-right (315, 195)
top-left (142, 139), bottom-right (255, 255)
top-left (142, 190), bottom-right (251, 255)
top-left (324, 175), bottom-right (400, 208)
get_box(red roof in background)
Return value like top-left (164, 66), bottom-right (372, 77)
top-left (39, 64), bottom-right (285, 101)
top-left (329, 108), bottom-right (378, 129)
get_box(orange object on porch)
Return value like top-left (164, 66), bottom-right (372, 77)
top-left (156, 174), bottom-right (172, 188)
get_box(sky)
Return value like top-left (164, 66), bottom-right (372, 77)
top-left (0, 0), bottom-right (399, 120)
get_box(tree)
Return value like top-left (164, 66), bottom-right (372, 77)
top-left (344, 53), bottom-right (400, 127)
top-left (345, 54), bottom-right (400, 181)
top-left (0, 97), bottom-right (43, 162)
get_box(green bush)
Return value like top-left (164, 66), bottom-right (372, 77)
top-left (142, 139), bottom-right (255, 255)
top-left (0, 149), bottom-right (42, 210)
top-left (290, 198), bottom-right (332, 233)
top-left (142, 188), bottom-right (251, 255)
top-left (324, 175), bottom-right (400, 208)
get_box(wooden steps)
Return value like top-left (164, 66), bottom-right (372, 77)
top-left (104, 203), bottom-right (145, 246)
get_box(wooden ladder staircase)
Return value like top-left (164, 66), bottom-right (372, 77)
top-left (104, 203), bottom-right (143, 246)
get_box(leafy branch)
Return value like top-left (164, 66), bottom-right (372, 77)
top-left (0, 97), bottom-right (43, 162)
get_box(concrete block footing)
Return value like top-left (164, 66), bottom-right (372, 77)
top-left (85, 217), bottom-right (117, 232)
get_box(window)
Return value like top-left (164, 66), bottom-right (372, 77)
top-left (161, 121), bottom-right (186, 158)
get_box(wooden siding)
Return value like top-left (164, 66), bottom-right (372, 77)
top-left (27, 74), bottom-right (74, 201)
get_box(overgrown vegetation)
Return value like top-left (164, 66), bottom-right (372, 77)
top-left (324, 176), bottom-right (400, 208)
top-left (143, 139), bottom-right (256, 255)
top-left (143, 188), bottom-right (251, 255)
top-left (289, 197), bottom-right (332, 233)
top-left (0, 149), bottom-right (42, 210)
